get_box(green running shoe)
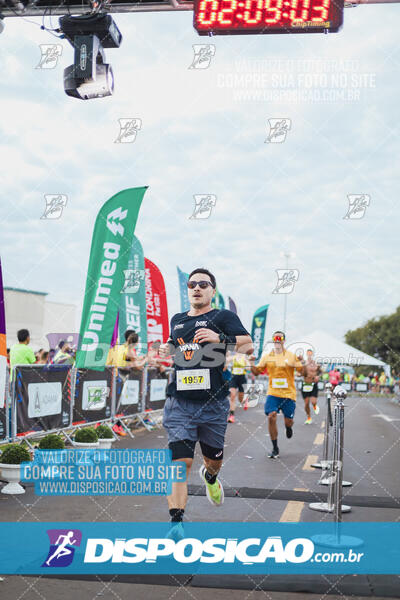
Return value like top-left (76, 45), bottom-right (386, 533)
top-left (199, 465), bottom-right (224, 506)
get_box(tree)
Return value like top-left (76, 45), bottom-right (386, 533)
top-left (345, 306), bottom-right (400, 374)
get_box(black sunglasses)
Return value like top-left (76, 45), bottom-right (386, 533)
top-left (187, 280), bottom-right (214, 290)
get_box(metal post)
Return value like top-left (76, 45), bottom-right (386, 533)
top-left (111, 366), bottom-right (117, 420)
top-left (311, 385), bottom-right (363, 550)
top-left (334, 387), bottom-right (346, 522)
top-left (69, 367), bottom-right (77, 429)
top-left (312, 382), bottom-right (333, 469)
top-left (309, 385), bottom-right (351, 514)
top-left (318, 384), bottom-right (353, 487)
top-left (5, 367), bottom-right (10, 441)
top-left (11, 368), bottom-right (16, 441)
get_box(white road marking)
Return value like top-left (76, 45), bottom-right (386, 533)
top-left (372, 414), bottom-right (400, 423)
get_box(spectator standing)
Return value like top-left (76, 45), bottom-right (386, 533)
top-left (10, 329), bottom-right (36, 369)
top-left (125, 332), bottom-right (147, 370)
top-left (52, 341), bottom-right (75, 365)
top-left (36, 350), bottom-right (49, 364)
top-left (106, 329), bottom-right (142, 368)
top-left (379, 371), bottom-right (386, 394)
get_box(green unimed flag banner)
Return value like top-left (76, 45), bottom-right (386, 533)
top-left (118, 235), bottom-right (147, 355)
top-left (75, 187), bottom-right (148, 370)
top-left (251, 304), bottom-right (269, 361)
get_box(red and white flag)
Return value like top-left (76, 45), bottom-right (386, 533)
top-left (144, 258), bottom-right (169, 347)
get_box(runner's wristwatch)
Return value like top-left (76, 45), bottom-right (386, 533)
top-left (219, 333), bottom-right (236, 345)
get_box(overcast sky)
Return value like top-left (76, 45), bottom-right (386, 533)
top-left (0, 4), bottom-right (399, 343)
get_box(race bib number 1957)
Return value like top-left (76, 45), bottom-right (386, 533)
top-left (176, 369), bottom-right (211, 391)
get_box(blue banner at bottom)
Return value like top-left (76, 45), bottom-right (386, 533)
top-left (0, 522), bottom-right (398, 575)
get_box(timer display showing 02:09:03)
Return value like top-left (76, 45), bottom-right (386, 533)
top-left (194, 0), bottom-right (343, 34)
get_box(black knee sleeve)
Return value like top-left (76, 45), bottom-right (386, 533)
top-left (169, 439), bottom-right (196, 460)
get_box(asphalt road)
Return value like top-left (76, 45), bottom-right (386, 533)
top-left (1, 391), bottom-right (399, 599)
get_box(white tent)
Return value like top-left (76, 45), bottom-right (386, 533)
top-left (287, 330), bottom-right (388, 371)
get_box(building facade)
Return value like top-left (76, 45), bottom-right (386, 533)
top-left (4, 287), bottom-right (78, 351)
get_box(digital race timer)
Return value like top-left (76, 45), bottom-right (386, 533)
top-left (194, 0), bottom-right (344, 35)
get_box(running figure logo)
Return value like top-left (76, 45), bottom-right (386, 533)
top-left (343, 194), bottom-right (370, 219)
top-left (188, 45), bottom-right (216, 69)
top-left (36, 44), bottom-right (63, 69)
top-left (87, 386), bottom-right (108, 409)
top-left (41, 195), bottom-right (68, 219)
top-left (246, 383), bottom-right (265, 404)
top-left (121, 268), bottom-right (145, 293)
top-left (272, 269), bottom-right (299, 294)
top-left (265, 119), bottom-right (291, 144)
top-left (114, 118), bottom-right (142, 143)
top-left (42, 529), bottom-right (82, 567)
top-left (189, 195), bottom-right (217, 220)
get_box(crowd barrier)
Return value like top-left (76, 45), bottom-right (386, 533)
top-left (295, 379), bottom-right (397, 393)
top-left (2, 365), bottom-right (399, 444)
top-left (1, 364), bottom-right (173, 443)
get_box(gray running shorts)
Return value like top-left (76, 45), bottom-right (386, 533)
top-left (163, 396), bottom-right (230, 448)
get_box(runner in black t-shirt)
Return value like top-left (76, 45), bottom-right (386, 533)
top-left (160, 268), bottom-right (253, 530)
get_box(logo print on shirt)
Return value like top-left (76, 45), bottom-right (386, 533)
top-left (195, 321), bottom-right (207, 327)
top-left (174, 324), bottom-right (184, 330)
top-left (177, 337), bottom-right (200, 361)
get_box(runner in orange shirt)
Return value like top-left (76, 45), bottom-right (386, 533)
top-left (250, 331), bottom-right (305, 458)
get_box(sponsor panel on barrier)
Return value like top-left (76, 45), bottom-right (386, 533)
top-left (82, 381), bottom-right (108, 411)
top-left (120, 379), bottom-right (140, 406)
top-left (341, 382), bottom-right (352, 392)
top-left (115, 368), bottom-right (143, 416)
top-left (0, 522), bottom-right (398, 575)
top-left (28, 382), bottom-right (62, 419)
top-left (14, 365), bottom-right (72, 434)
top-left (150, 378), bottom-right (168, 403)
top-left (73, 368), bottom-right (112, 423)
top-left (356, 383), bottom-right (368, 392)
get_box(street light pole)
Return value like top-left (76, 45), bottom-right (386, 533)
top-left (279, 250), bottom-right (295, 334)
top-left (283, 253), bottom-right (289, 333)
